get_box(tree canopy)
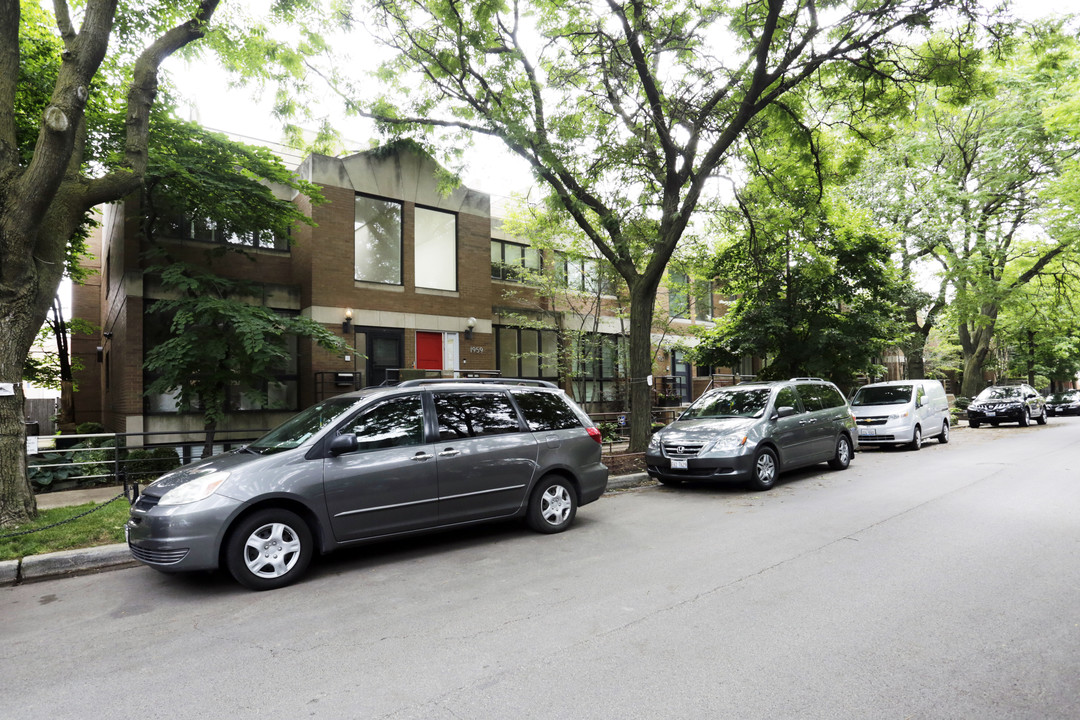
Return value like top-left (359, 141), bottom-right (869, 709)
top-left (337, 0), bottom-right (982, 450)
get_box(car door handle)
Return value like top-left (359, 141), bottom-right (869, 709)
top-left (411, 452), bottom-right (434, 462)
top-left (438, 449), bottom-right (460, 457)
top-left (798, 420), bottom-right (814, 425)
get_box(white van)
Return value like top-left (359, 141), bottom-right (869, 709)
top-left (850, 379), bottom-right (950, 450)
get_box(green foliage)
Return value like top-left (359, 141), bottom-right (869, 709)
top-left (144, 262), bottom-right (346, 428)
top-left (0, 500), bottom-right (130, 562)
top-left (596, 422), bottom-right (621, 443)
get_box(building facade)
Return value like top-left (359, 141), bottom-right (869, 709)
top-left (71, 146), bottom-right (741, 434)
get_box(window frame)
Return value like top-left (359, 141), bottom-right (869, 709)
top-left (354, 193), bottom-right (404, 286)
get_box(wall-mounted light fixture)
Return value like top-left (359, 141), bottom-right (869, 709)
top-left (96, 346), bottom-right (104, 363)
top-left (103, 331), bottom-right (114, 340)
top-left (342, 308), bottom-right (353, 334)
top-left (465, 316), bottom-right (477, 341)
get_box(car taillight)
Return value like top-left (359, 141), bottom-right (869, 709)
top-left (586, 427), bottom-right (603, 444)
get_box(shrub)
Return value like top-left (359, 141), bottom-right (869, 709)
top-left (124, 447), bottom-right (181, 483)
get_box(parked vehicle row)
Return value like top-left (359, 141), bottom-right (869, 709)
top-left (129, 375), bottom-right (1066, 591)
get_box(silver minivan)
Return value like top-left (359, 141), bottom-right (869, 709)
top-left (645, 378), bottom-right (858, 491)
top-left (126, 379), bottom-right (608, 590)
top-left (850, 379), bottom-right (950, 449)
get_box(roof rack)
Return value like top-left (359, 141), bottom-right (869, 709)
top-left (789, 377), bottom-right (824, 382)
top-left (396, 378), bottom-right (559, 389)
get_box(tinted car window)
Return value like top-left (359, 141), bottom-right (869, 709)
top-left (774, 386), bottom-right (801, 412)
top-left (435, 392), bottom-right (522, 440)
top-left (248, 396), bottom-right (357, 454)
top-left (795, 384), bottom-right (826, 411)
top-left (820, 385), bottom-right (847, 409)
top-left (513, 391), bottom-right (581, 431)
top-left (342, 395), bottom-right (424, 452)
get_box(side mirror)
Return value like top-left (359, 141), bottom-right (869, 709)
top-left (775, 406), bottom-right (797, 419)
top-left (328, 433), bottom-right (358, 457)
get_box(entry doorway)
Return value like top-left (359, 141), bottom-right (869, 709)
top-left (354, 327), bottom-right (404, 387)
top-left (415, 331), bottom-right (460, 375)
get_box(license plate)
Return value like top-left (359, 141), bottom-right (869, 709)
top-left (860, 428), bottom-right (877, 437)
top-left (985, 411), bottom-right (996, 417)
top-left (671, 459), bottom-right (687, 470)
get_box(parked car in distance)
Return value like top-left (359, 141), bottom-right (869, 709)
top-left (126, 379), bottom-right (609, 590)
top-left (967, 384), bottom-right (1048, 428)
top-left (645, 378), bottom-right (858, 491)
top-left (850, 379), bottom-right (950, 450)
top-left (1045, 389), bottom-right (1080, 416)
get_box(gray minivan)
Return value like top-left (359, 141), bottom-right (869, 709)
top-left (645, 378), bottom-right (858, 491)
top-left (126, 379), bottom-right (608, 590)
top-left (850, 379), bottom-right (950, 449)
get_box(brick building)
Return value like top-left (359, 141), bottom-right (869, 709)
top-left (71, 145), bottom-right (740, 435)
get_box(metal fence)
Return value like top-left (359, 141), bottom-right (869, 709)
top-left (26, 429), bottom-right (267, 499)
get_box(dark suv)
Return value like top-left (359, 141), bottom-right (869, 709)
top-left (1045, 390), bottom-right (1080, 417)
top-left (126, 380), bottom-right (608, 590)
top-left (967, 384), bottom-right (1048, 428)
top-left (645, 378), bottom-right (858, 491)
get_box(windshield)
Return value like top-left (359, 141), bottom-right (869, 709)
top-left (977, 387), bottom-right (1021, 400)
top-left (681, 388), bottom-right (771, 419)
top-left (851, 385), bottom-right (913, 407)
top-left (1049, 391), bottom-right (1079, 402)
top-left (247, 397), bottom-right (360, 454)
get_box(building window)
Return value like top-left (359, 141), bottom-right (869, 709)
top-left (491, 240), bottom-right (540, 282)
top-left (694, 281), bottom-right (713, 321)
top-left (495, 326), bottom-right (559, 379)
top-left (354, 195), bottom-right (402, 285)
top-left (561, 255), bottom-right (615, 295)
top-left (143, 308), bottom-right (301, 414)
top-left (153, 214), bottom-right (289, 250)
top-left (415, 207), bottom-right (457, 291)
top-left (570, 333), bottom-right (626, 403)
top-left (669, 273), bottom-right (689, 319)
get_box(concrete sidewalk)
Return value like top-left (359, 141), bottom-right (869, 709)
top-left (2, 473), bottom-right (653, 587)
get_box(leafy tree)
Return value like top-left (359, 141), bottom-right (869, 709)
top-left (1, 0), bottom-right (333, 525)
top-left (690, 125), bottom-right (907, 385)
top-left (850, 23), bottom-right (1080, 398)
top-left (144, 262), bottom-right (345, 458)
top-left (336, 0), bottom-right (978, 451)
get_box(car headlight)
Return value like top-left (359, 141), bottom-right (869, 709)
top-left (648, 434), bottom-right (661, 451)
top-left (709, 434), bottom-right (748, 452)
top-left (888, 412), bottom-right (909, 420)
top-left (157, 470), bottom-right (231, 506)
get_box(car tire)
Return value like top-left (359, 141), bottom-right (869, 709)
top-left (908, 425), bottom-right (922, 451)
top-left (526, 476), bottom-right (577, 534)
top-left (969, 419), bottom-right (980, 428)
top-left (828, 435), bottom-right (853, 470)
top-left (1036, 408), bottom-right (1047, 426)
top-left (747, 447), bottom-right (778, 491)
top-left (1019, 408), bottom-right (1029, 427)
top-left (225, 508), bottom-right (313, 591)
top-left (938, 420), bottom-right (950, 444)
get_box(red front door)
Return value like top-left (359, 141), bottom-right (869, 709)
top-left (416, 331), bottom-right (443, 370)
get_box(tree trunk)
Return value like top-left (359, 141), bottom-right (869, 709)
top-left (959, 326), bottom-right (994, 398)
top-left (0, 383), bottom-right (36, 526)
top-left (626, 282), bottom-right (658, 453)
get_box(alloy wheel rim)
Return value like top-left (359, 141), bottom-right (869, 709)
top-left (243, 522), bottom-right (302, 578)
top-left (541, 486), bottom-right (571, 526)
top-left (757, 453), bottom-right (776, 483)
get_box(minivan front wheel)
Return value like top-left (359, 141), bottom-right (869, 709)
top-left (908, 425), bottom-right (922, 451)
top-left (748, 447), bottom-right (778, 491)
top-left (829, 435), bottom-right (853, 470)
top-left (526, 477), bottom-right (577, 534)
top-left (225, 509), bottom-right (313, 591)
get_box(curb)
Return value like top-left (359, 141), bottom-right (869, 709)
top-left (2, 473), bottom-right (656, 587)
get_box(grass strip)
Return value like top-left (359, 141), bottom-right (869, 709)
top-left (0, 499), bottom-right (129, 562)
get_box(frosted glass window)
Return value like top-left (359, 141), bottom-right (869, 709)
top-left (355, 196), bottom-right (402, 285)
top-left (415, 207), bottom-right (457, 291)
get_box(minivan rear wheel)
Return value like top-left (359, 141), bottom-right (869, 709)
top-left (748, 447), bottom-right (778, 491)
top-left (225, 508), bottom-right (313, 591)
top-left (526, 477), bottom-right (577, 533)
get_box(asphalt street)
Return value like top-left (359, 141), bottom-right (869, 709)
top-left (2, 418), bottom-right (1078, 719)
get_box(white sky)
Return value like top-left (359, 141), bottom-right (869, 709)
top-left (169, 0), bottom-right (1076, 205)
